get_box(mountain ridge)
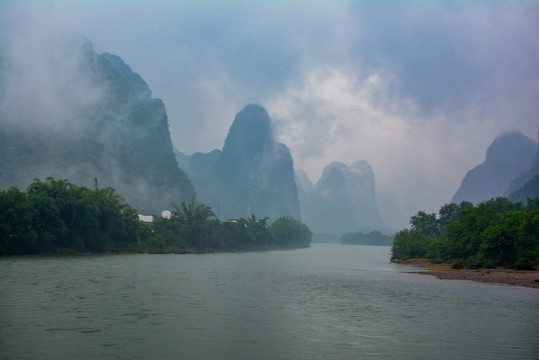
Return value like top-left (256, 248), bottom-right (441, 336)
top-left (0, 39), bottom-right (195, 214)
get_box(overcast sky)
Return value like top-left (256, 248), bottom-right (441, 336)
top-left (1, 1), bottom-right (538, 227)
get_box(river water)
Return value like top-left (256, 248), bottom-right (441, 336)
top-left (0, 244), bottom-right (537, 360)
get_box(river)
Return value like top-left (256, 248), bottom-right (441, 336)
top-left (0, 244), bottom-right (537, 359)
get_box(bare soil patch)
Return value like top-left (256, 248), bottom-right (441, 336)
top-left (395, 259), bottom-right (539, 289)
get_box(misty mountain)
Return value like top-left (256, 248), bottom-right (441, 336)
top-left (177, 104), bottom-right (300, 221)
top-left (451, 131), bottom-right (537, 204)
top-left (508, 176), bottom-right (539, 203)
top-left (296, 161), bottom-right (386, 234)
top-left (506, 132), bottom-right (539, 202)
top-left (0, 41), bottom-right (195, 214)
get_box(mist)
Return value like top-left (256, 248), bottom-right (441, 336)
top-left (1, 4), bottom-right (538, 359)
top-left (0, 3), bottom-right (102, 134)
top-left (0, 2), bottom-right (194, 214)
top-left (1, 1), bottom-right (538, 228)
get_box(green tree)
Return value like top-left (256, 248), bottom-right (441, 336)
top-left (27, 178), bottom-right (73, 251)
top-left (0, 178), bottom-right (146, 254)
top-left (172, 197), bottom-right (216, 248)
top-left (391, 197), bottom-right (539, 269)
top-left (391, 229), bottom-right (431, 260)
top-left (151, 216), bottom-right (187, 248)
top-left (479, 209), bottom-right (539, 268)
top-left (443, 203), bottom-right (497, 259)
top-left (483, 197), bottom-right (522, 213)
top-left (1, 178), bottom-right (314, 255)
top-left (410, 211), bottom-right (440, 238)
top-left (207, 220), bottom-right (255, 250)
top-left (269, 216), bottom-right (312, 249)
top-left (0, 188), bottom-right (38, 254)
top-left (438, 202), bottom-right (472, 229)
top-left (526, 197), bottom-right (539, 211)
top-left (239, 214), bottom-right (274, 247)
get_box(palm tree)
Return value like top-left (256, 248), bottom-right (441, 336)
top-left (171, 197), bottom-right (215, 247)
top-left (172, 196), bottom-right (215, 224)
top-left (238, 214), bottom-right (273, 246)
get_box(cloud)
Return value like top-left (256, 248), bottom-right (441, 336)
top-left (267, 67), bottom-right (434, 219)
top-left (46, 1), bottom-right (360, 153)
top-left (0, 2), bottom-right (102, 133)
top-left (349, 2), bottom-right (539, 117)
top-left (2, 1), bottom-right (537, 228)
top-left (267, 55), bottom-right (537, 226)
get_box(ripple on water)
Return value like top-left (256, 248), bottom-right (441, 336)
top-left (0, 245), bottom-right (537, 360)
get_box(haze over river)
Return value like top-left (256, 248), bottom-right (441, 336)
top-left (1, 244), bottom-right (537, 359)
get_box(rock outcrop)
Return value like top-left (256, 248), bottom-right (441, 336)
top-left (178, 104), bottom-right (300, 221)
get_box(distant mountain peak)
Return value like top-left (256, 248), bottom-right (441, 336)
top-left (485, 131), bottom-right (536, 163)
top-left (320, 161), bottom-right (347, 178)
top-left (350, 160), bottom-right (372, 174)
top-left (222, 104), bottom-right (273, 158)
top-left (238, 103), bottom-right (269, 117)
top-left (452, 130), bottom-right (537, 204)
top-left (100, 52), bottom-right (152, 100)
top-left (297, 160), bottom-right (385, 234)
top-left (178, 104), bottom-right (300, 221)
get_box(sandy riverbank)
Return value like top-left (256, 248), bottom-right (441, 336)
top-left (397, 260), bottom-right (539, 289)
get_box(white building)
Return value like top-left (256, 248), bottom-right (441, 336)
top-left (137, 214), bottom-right (154, 224)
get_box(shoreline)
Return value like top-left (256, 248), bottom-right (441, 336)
top-left (396, 259), bottom-right (539, 289)
top-left (0, 244), bottom-right (311, 257)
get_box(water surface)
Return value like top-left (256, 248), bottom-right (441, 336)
top-left (1, 244), bottom-right (537, 359)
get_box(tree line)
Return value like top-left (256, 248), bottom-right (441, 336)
top-left (0, 178), bottom-right (312, 255)
top-left (147, 199), bottom-right (312, 252)
top-left (341, 230), bottom-right (393, 246)
top-left (391, 197), bottom-right (539, 269)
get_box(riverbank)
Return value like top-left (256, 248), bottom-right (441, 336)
top-left (396, 259), bottom-right (539, 289)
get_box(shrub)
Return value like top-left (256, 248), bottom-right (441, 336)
top-left (467, 254), bottom-right (495, 269)
top-left (451, 259), bottom-right (466, 269)
top-left (512, 257), bottom-right (535, 270)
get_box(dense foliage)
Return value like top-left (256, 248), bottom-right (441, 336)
top-left (341, 230), bottom-right (393, 246)
top-left (391, 197), bottom-right (539, 269)
top-left (0, 178), bottom-right (312, 255)
top-left (0, 178), bottom-right (147, 254)
top-left (147, 204), bottom-right (312, 252)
